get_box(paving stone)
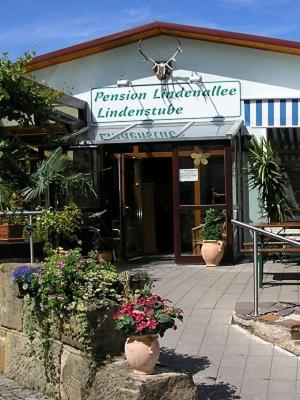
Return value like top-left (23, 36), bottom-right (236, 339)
top-left (272, 355), bottom-right (297, 368)
top-left (241, 378), bottom-right (270, 395)
top-left (246, 355), bottom-right (273, 368)
top-left (0, 377), bottom-right (51, 400)
top-left (220, 355), bottom-right (247, 369)
top-left (269, 379), bottom-right (297, 396)
top-left (217, 365), bottom-right (245, 379)
top-left (223, 344), bottom-right (249, 356)
top-left (244, 366), bottom-right (271, 380)
top-left (248, 342), bottom-right (274, 356)
top-left (271, 365), bottom-right (297, 380)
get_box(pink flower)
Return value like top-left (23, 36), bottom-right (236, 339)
top-left (137, 322), bottom-right (146, 331)
top-left (146, 319), bottom-right (157, 330)
top-left (133, 311), bottom-right (145, 323)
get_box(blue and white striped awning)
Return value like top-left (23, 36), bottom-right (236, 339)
top-left (244, 99), bottom-right (300, 127)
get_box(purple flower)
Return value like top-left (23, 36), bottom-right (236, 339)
top-left (11, 266), bottom-right (36, 283)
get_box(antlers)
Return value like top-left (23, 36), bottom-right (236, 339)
top-left (165, 39), bottom-right (182, 69)
top-left (138, 40), bottom-right (157, 69)
top-left (138, 39), bottom-right (182, 80)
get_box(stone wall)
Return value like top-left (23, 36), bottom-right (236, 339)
top-left (0, 264), bottom-right (197, 400)
top-left (0, 263), bottom-right (125, 398)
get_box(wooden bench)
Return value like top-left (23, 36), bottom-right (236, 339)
top-left (241, 242), bottom-right (300, 254)
top-left (240, 221), bottom-right (300, 287)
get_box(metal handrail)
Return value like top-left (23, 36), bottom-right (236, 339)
top-left (231, 219), bottom-right (300, 317)
top-left (0, 210), bottom-right (44, 263)
top-left (232, 220), bottom-right (300, 247)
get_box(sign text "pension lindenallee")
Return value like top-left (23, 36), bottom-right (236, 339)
top-left (91, 81), bottom-right (241, 123)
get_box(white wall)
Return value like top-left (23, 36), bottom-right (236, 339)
top-left (32, 35), bottom-right (300, 114)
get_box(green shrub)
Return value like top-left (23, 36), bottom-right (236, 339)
top-left (201, 208), bottom-right (223, 241)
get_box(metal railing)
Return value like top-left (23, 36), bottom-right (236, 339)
top-left (231, 219), bottom-right (300, 317)
top-left (0, 210), bottom-right (44, 263)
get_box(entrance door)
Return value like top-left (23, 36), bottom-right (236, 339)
top-left (121, 155), bottom-right (143, 258)
top-left (173, 143), bottom-right (232, 263)
top-left (120, 154), bottom-right (173, 259)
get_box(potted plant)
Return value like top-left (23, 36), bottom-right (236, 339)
top-left (0, 212), bottom-right (27, 241)
top-left (201, 208), bottom-right (224, 267)
top-left (32, 203), bottom-right (83, 254)
top-left (11, 265), bottom-right (40, 298)
top-left (113, 295), bottom-right (183, 374)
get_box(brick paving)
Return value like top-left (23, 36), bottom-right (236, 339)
top-left (147, 260), bottom-right (300, 400)
top-left (1, 259), bottom-right (300, 399)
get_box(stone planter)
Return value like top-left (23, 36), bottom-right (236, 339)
top-left (0, 224), bottom-right (24, 241)
top-left (201, 240), bottom-right (224, 266)
top-left (125, 335), bottom-right (160, 375)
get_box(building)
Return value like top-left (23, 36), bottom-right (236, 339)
top-left (25, 21), bottom-right (300, 263)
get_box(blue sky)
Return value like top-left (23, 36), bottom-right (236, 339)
top-left (2, 0), bottom-right (300, 59)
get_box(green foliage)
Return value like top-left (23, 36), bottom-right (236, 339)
top-left (0, 51), bottom-right (61, 126)
top-left (0, 139), bottom-right (29, 210)
top-left (16, 248), bottom-right (156, 372)
top-left (32, 203), bottom-right (83, 249)
top-left (0, 52), bottom-right (94, 209)
top-left (248, 136), bottom-right (292, 222)
top-left (201, 208), bottom-right (223, 240)
top-left (0, 193), bottom-right (27, 223)
top-left (22, 248), bottom-right (125, 364)
top-left (22, 147), bottom-right (96, 205)
top-left (22, 147), bottom-right (69, 202)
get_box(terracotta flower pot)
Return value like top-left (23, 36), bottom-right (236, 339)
top-left (125, 335), bottom-right (160, 375)
top-left (0, 224), bottom-right (24, 240)
top-left (201, 240), bottom-right (224, 266)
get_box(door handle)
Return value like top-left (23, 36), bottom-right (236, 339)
top-left (123, 205), bottom-right (130, 216)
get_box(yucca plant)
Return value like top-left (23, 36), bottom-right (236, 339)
top-left (248, 136), bottom-right (292, 222)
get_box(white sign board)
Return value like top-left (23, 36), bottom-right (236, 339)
top-left (91, 81), bottom-right (241, 123)
top-left (179, 169), bottom-right (199, 182)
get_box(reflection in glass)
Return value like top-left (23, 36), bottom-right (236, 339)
top-left (179, 153), bottom-right (225, 205)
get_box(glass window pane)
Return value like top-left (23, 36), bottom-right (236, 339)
top-left (179, 153), bottom-right (225, 205)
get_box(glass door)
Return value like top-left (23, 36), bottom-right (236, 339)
top-left (121, 155), bottom-right (143, 258)
top-left (173, 143), bottom-right (232, 263)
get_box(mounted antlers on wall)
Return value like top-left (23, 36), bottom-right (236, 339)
top-left (138, 39), bottom-right (182, 81)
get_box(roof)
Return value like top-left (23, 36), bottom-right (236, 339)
top-left (29, 21), bottom-right (300, 71)
top-left (63, 120), bottom-right (243, 145)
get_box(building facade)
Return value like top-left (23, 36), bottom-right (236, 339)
top-left (27, 21), bottom-right (300, 263)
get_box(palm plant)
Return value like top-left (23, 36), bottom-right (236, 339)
top-left (22, 147), bottom-right (96, 205)
top-left (248, 136), bottom-right (292, 222)
top-left (0, 141), bottom-right (96, 209)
